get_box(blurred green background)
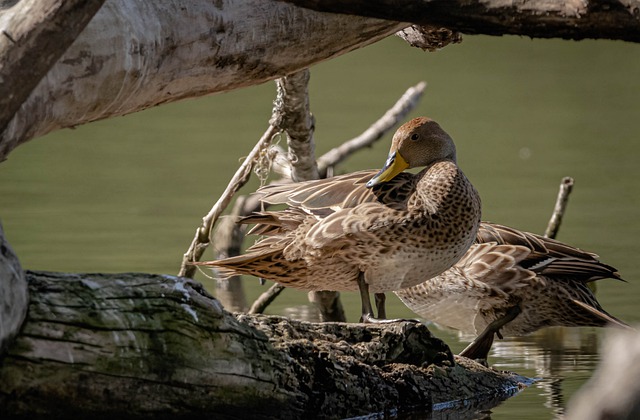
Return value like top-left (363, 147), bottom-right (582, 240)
top-left (1, 34), bottom-right (639, 418)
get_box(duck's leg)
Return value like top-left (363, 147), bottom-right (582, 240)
top-left (357, 272), bottom-right (378, 323)
top-left (460, 305), bottom-right (522, 362)
top-left (374, 293), bottom-right (387, 319)
top-left (357, 273), bottom-right (417, 324)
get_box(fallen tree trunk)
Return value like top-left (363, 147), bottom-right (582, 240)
top-left (0, 271), bottom-right (529, 418)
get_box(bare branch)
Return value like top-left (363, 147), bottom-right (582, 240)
top-left (544, 177), bottom-right (575, 240)
top-left (317, 81), bottom-right (426, 177)
top-left (248, 283), bottom-right (286, 314)
top-left (273, 69), bottom-right (319, 182)
top-left (282, 0), bottom-right (640, 43)
top-left (178, 124), bottom-right (280, 278)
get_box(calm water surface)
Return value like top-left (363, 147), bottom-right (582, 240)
top-left (1, 35), bottom-right (639, 418)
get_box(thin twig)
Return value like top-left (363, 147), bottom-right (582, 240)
top-left (178, 124), bottom-right (280, 278)
top-left (544, 176), bottom-right (574, 239)
top-left (248, 283), bottom-right (286, 314)
top-left (317, 81), bottom-right (426, 177)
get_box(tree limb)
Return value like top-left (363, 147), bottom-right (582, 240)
top-left (317, 81), bottom-right (426, 177)
top-left (0, 0), bottom-right (106, 148)
top-left (0, 0), bottom-right (406, 161)
top-left (273, 69), bottom-right (319, 182)
top-left (282, 0), bottom-right (640, 43)
top-left (178, 124), bottom-right (279, 278)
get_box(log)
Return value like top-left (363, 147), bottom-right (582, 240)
top-left (0, 0), bottom-right (405, 161)
top-left (283, 0), bottom-right (640, 43)
top-left (0, 222), bottom-right (27, 353)
top-left (0, 271), bottom-right (529, 418)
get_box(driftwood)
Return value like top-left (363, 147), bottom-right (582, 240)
top-left (0, 271), bottom-right (529, 418)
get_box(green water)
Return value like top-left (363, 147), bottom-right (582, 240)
top-left (1, 35), bottom-right (639, 418)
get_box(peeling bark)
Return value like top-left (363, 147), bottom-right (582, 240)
top-left (0, 271), bottom-right (529, 418)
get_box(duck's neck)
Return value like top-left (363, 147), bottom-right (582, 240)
top-left (412, 160), bottom-right (479, 216)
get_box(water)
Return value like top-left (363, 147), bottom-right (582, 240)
top-left (1, 34), bottom-right (639, 418)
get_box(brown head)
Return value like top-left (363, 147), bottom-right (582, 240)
top-left (366, 117), bottom-right (456, 188)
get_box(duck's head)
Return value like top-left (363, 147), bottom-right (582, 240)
top-left (366, 117), bottom-right (456, 188)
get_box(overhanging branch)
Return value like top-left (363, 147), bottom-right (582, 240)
top-left (281, 0), bottom-right (640, 43)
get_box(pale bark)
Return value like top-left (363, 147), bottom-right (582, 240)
top-left (0, 271), bottom-right (529, 418)
top-left (0, 222), bottom-right (27, 353)
top-left (284, 0), bottom-right (640, 42)
top-left (0, 0), bottom-right (406, 161)
top-left (178, 125), bottom-right (279, 278)
top-left (544, 177), bottom-right (574, 240)
top-left (274, 69), bottom-right (319, 183)
top-left (566, 328), bottom-right (640, 420)
top-left (0, 0), bottom-right (105, 148)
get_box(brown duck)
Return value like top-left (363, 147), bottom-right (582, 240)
top-left (395, 222), bottom-right (629, 360)
top-left (195, 117), bottom-right (482, 322)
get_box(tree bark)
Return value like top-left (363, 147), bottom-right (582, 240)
top-left (283, 0), bottom-right (640, 43)
top-left (0, 271), bottom-right (529, 418)
top-left (0, 0), bottom-right (405, 161)
top-left (0, 0), bottom-right (106, 150)
top-left (0, 222), bottom-right (27, 354)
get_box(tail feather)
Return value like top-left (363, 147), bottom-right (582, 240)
top-left (570, 299), bottom-right (633, 330)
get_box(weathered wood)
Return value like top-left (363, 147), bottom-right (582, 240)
top-left (0, 271), bottom-right (529, 418)
top-left (566, 328), bottom-right (640, 420)
top-left (0, 0), bottom-right (405, 161)
top-left (283, 0), bottom-right (640, 43)
top-left (0, 0), bottom-right (106, 144)
top-left (0, 222), bottom-right (27, 353)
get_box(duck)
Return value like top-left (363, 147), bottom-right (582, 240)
top-left (394, 222), bottom-right (629, 361)
top-left (195, 117), bottom-right (482, 322)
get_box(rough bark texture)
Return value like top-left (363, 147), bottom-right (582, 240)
top-left (284, 0), bottom-right (640, 42)
top-left (0, 271), bottom-right (529, 418)
top-left (0, 0), bottom-right (106, 144)
top-left (0, 0), bottom-right (405, 161)
top-left (0, 222), bottom-right (27, 354)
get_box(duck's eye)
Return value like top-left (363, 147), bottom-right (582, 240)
top-left (410, 133), bottom-right (420, 141)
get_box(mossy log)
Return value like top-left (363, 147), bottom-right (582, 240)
top-left (0, 271), bottom-right (529, 418)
